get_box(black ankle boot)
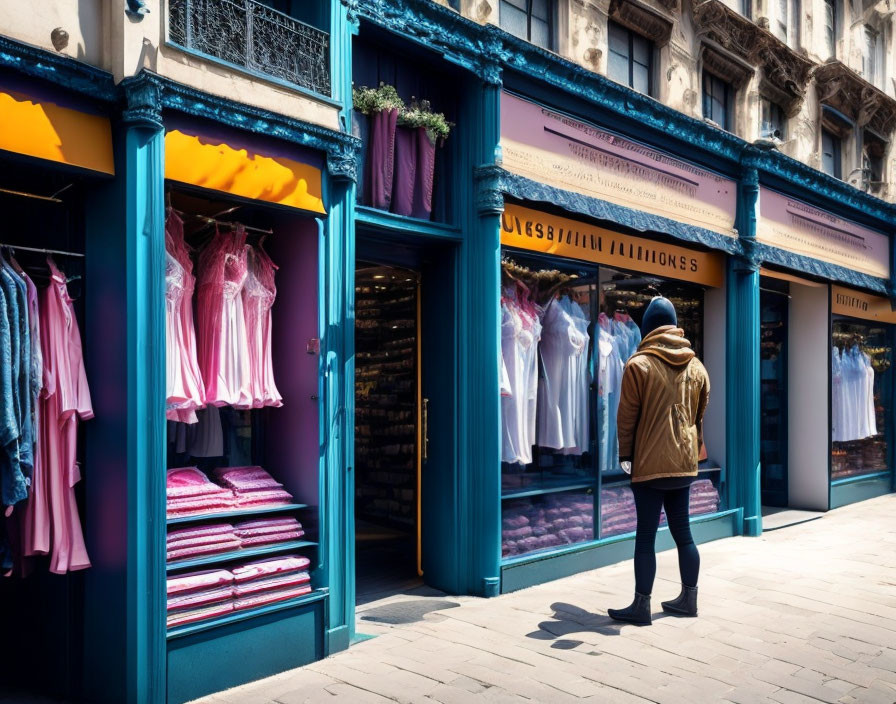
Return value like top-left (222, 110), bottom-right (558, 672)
top-left (661, 585), bottom-right (698, 616)
top-left (608, 592), bottom-right (652, 625)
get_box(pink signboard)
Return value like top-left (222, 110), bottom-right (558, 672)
top-left (758, 188), bottom-right (890, 279)
top-left (500, 92), bottom-right (737, 237)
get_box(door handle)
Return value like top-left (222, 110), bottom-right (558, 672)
top-left (422, 398), bottom-right (429, 462)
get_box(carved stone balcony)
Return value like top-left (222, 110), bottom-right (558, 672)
top-left (815, 60), bottom-right (896, 135)
top-left (168, 0), bottom-right (331, 96)
top-left (693, 0), bottom-right (815, 115)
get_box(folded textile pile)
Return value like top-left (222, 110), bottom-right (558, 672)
top-left (501, 492), bottom-right (594, 557)
top-left (166, 467), bottom-right (236, 517)
top-left (166, 569), bottom-right (234, 628)
top-left (166, 555), bottom-right (311, 629)
top-left (232, 555), bottom-right (312, 610)
top-left (166, 523), bottom-right (241, 562)
top-left (213, 466), bottom-right (294, 508)
top-left (660, 479), bottom-right (720, 523)
top-left (600, 485), bottom-right (637, 538)
top-left (233, 517), bottom-right (304, 548)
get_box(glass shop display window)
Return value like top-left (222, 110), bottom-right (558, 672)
top-left (499, 250), bottom-right (723, 559)
top-left (831, 317), bottom-right (893, 481)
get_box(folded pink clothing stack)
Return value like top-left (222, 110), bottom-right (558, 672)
top-left (233, 517), bottom-right (304, 548)
top-left (166, 523), bottom-right (241, 562)
top-left (166, 569), bottom-right (235, 628)
top-left (166, 467), bottom-right (236, 517)
top-left (212, 466), bottom-right (294, 508)
top-left (231, 555), bottom-right (312, 611)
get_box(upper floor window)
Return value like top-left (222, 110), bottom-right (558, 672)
top-left (863, 26), bottom-right (883, 88)
top-left (821, 128), bottom-right (842, 179)
top-left (607, 22), bottom-right (654, 96)
top-left (500, 0), bottom-right (554, 49)
top-left (760, 98), bottom-right (785, 140)
top-left (823, 0), bottom-right (837, 58)
top-left (772, 0), bottom-right (799, 49)
top-left (167, 0), bottom-right (331, 96)
top-left (703, 72), bottom-right (734, 131)
top-left (862, 130), bottom-right (886, 192)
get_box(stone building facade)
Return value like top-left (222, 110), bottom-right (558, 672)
top-left (447, 0), bottom-right (896, 199)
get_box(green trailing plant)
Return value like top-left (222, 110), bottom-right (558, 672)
top-left (352, 82), bottom-right (404, 114)
top-left (398, 99), bottom-right (453, 142)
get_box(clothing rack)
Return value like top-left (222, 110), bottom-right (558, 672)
top-left (0, 184), bottom-right (73, 204)
top-left (0, 243), bottom-right (85, 258)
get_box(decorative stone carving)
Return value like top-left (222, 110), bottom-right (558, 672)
top-left (702, 42), bottom-right (753, 87)
top-left (814, 60), bottom-right (896, 134)
top-left (608, 0), bottom-right (673, 45)
top-left (121, 72), bottom-right (163, 129)
top-left (693, 0), bottom-right (815, 114)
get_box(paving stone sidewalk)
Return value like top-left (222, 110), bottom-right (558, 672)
top-left (193, 494), bottom-right (896, 704)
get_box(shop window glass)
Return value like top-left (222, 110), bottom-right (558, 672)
top-left (702, 72), bottom-right (732, 131)
top-left (607, 22), bottom-right (654, 97)
top-left (821, 129), bottom-right (841, 179)
top-left (499, 251), bottom-right (722, 558)
top-left (500, 0), bottom-right (554, 50)
top-left (831, 318), bottom-right (892, 481)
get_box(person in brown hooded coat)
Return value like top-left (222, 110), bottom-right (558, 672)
top-left (607, 296), bottom-right (710, 626)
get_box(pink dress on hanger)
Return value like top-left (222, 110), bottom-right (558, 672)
top-left (165, 212), bottom-right (205, 423)
top-left (32, 258), bottom-right (92, 573)
top-left (242, 245), bottom-right (282, 408)
top-left (197, 227), bottom-right (252, 408)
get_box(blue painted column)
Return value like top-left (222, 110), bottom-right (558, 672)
top-left (319, 0), bottom-right (359, 650)
top-left (83, 71), bottom-right (166, 704)
top-left (729, 156), bottom-right (762, 537)
top-left (463, 68), bottom-right (503, 597)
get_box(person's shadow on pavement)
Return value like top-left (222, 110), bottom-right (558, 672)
top-left (527, 602), bottom-right (668, 649)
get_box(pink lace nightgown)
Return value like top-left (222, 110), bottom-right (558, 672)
top-left (165, 212), bottom-right (205, 423)
top-left (197, 227), bottom-right (252, 408)
top-left (30, 258), bottom-right (93, 573)
top-left (242, 246), bottom-right (282, 408)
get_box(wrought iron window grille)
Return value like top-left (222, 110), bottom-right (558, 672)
top-left (168, 0), bottom-right (330, 97)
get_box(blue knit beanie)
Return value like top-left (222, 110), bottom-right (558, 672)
top-left (641, 296), bottom-right (677, 336)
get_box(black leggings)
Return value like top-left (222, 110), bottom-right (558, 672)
top-left (631, 484), bottom-right (700, 595)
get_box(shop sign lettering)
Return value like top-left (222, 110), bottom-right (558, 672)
top-left (831, 285), bottom-right (896, 323)
top-left (758, 188), bottom-right (889, 280)
top-left (501, 204), bottom-right (724, 288)
top-left (500, 92), bottom-right (737, 238)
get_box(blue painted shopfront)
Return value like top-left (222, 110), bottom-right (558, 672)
top-left (1, 0), bottom-right (895, 701)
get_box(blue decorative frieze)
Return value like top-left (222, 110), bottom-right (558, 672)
top-left (488, 167), bottom-right (742, 256)
top-left (355, 0), bottom-right (502, 84)
top-left (756, 243), bottom-right (889, 294)
top-left (0, 35), bottom-right (116, 102)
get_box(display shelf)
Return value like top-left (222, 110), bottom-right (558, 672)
top-left (501, 481), bottom-right (595, 500)
top-left (166, 588), bottom-right (328, 640)
top-left (167, 503), bottom-right (309, 526)
top-left (166, 540), bottom-right (318, 572)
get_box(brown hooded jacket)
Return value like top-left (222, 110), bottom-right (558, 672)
top-left (616, 325), bottom-right (710, 483)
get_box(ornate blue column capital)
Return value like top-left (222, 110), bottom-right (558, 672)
top-left (121, 71), bottom-right (164, 130)
top-left (474, 165), bottom-right (506, 215)
top-left (326, 136), bottom-right (363, 184)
